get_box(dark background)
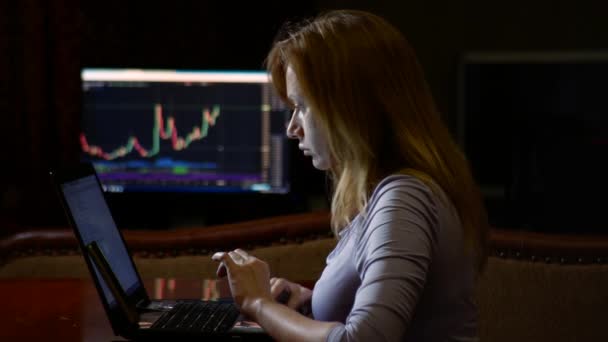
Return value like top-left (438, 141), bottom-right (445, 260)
top-left (1, 0), bottom-right (607, 234)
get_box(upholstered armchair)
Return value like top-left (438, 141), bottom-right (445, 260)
top-left (1, 211), bottom-right (607, 342)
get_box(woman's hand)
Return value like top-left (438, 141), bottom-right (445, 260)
top-left (212, 249), bottom-right (273, 317)
top-left (270, 277), bottom-right (313, 311)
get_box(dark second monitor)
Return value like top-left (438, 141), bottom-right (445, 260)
top-left (459, 52), bottom-right (608, 231)
top-left (80, 68), bottom-right (291, 195)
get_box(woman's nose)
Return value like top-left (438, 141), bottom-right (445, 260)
top-left (286, 111), bottom-right (301, 139)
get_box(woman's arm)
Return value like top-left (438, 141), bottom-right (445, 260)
top-left (326, 178), bottom-right (440, 341)
top-left (213, 249), bottom-right (339, 342)
top-left (249, 297), bottom-right (340, 342)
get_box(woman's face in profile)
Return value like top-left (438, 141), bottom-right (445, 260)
top-left (285, 65), bottom-right (331, 171)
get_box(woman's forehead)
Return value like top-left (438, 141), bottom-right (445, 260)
top-left (285, 66), bottom-right (302, 99)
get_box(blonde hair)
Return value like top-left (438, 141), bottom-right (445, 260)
top-left (266, 10), bottom-right (488, 271)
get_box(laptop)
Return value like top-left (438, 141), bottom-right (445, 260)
top-left (50, 163), bottom-right (271, 341)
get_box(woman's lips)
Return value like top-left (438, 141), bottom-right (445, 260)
top-left (298, 144), bottom-right (309, 154)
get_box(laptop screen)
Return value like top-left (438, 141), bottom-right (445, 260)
top-left (61, 174), bottom-right (141, 307)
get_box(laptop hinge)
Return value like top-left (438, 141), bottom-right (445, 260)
top-left (136, 299), bottom-right (149, 309)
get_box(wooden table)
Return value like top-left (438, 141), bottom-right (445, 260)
top-left (0, 277), bottom-right (234, 341)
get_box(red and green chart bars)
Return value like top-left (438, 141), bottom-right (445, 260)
top-left (80, 104), bottom-right (221, 161)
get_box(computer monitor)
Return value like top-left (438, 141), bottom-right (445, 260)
top-left (80, 68), bottom-right (290, 194)
top-left (459, 52), bottom-right (608, 230)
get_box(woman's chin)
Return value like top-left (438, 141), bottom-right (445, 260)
top-left (311, 157), bottom-right (330, 171)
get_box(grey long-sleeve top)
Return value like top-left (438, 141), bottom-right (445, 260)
top-left (311, 175), bottom-right (479, 342)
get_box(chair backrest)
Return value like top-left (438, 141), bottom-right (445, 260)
top-left (0, 211), bottom-right (334, 279)
top-left (478, 229), bottom-right (608, 342)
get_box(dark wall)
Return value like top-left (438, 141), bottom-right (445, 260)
top-left (2, 0), bottom-right (608, 231)
top-left (315, 0), bottom-right (608, 131)
top-left (81, 2), bottom-right (314, 70)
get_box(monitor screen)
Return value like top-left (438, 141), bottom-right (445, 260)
top-left (61, 174), bottom-right (141, 308)
top-left (80, 68), bottom-right (290, 194)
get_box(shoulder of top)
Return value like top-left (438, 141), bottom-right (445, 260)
top-left (365, 174), bottom-right (444, 214)
top-left (371, 174), bottom-right (434, 200)
top-left (355, 174), bottom-right (441, 237)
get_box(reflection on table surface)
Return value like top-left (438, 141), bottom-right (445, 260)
top-left (0, 277), bottom-right (230, 341)
top-left (152, 277), bottom-right (228, 300)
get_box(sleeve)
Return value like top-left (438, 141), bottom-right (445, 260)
top-left (326, 178), bottom-right (439, 342)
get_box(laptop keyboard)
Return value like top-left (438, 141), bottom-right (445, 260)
top-left (152, 301), bottom-right (240, 333)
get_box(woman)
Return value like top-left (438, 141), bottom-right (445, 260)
top-left (212, 9), bottom-right (488, 342)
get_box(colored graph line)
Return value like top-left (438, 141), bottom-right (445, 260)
top-left (80, 104), bottom-right (221, 160)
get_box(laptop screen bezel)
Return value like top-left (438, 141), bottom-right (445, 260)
top-left (50, 163), bottom-right (150, 335)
